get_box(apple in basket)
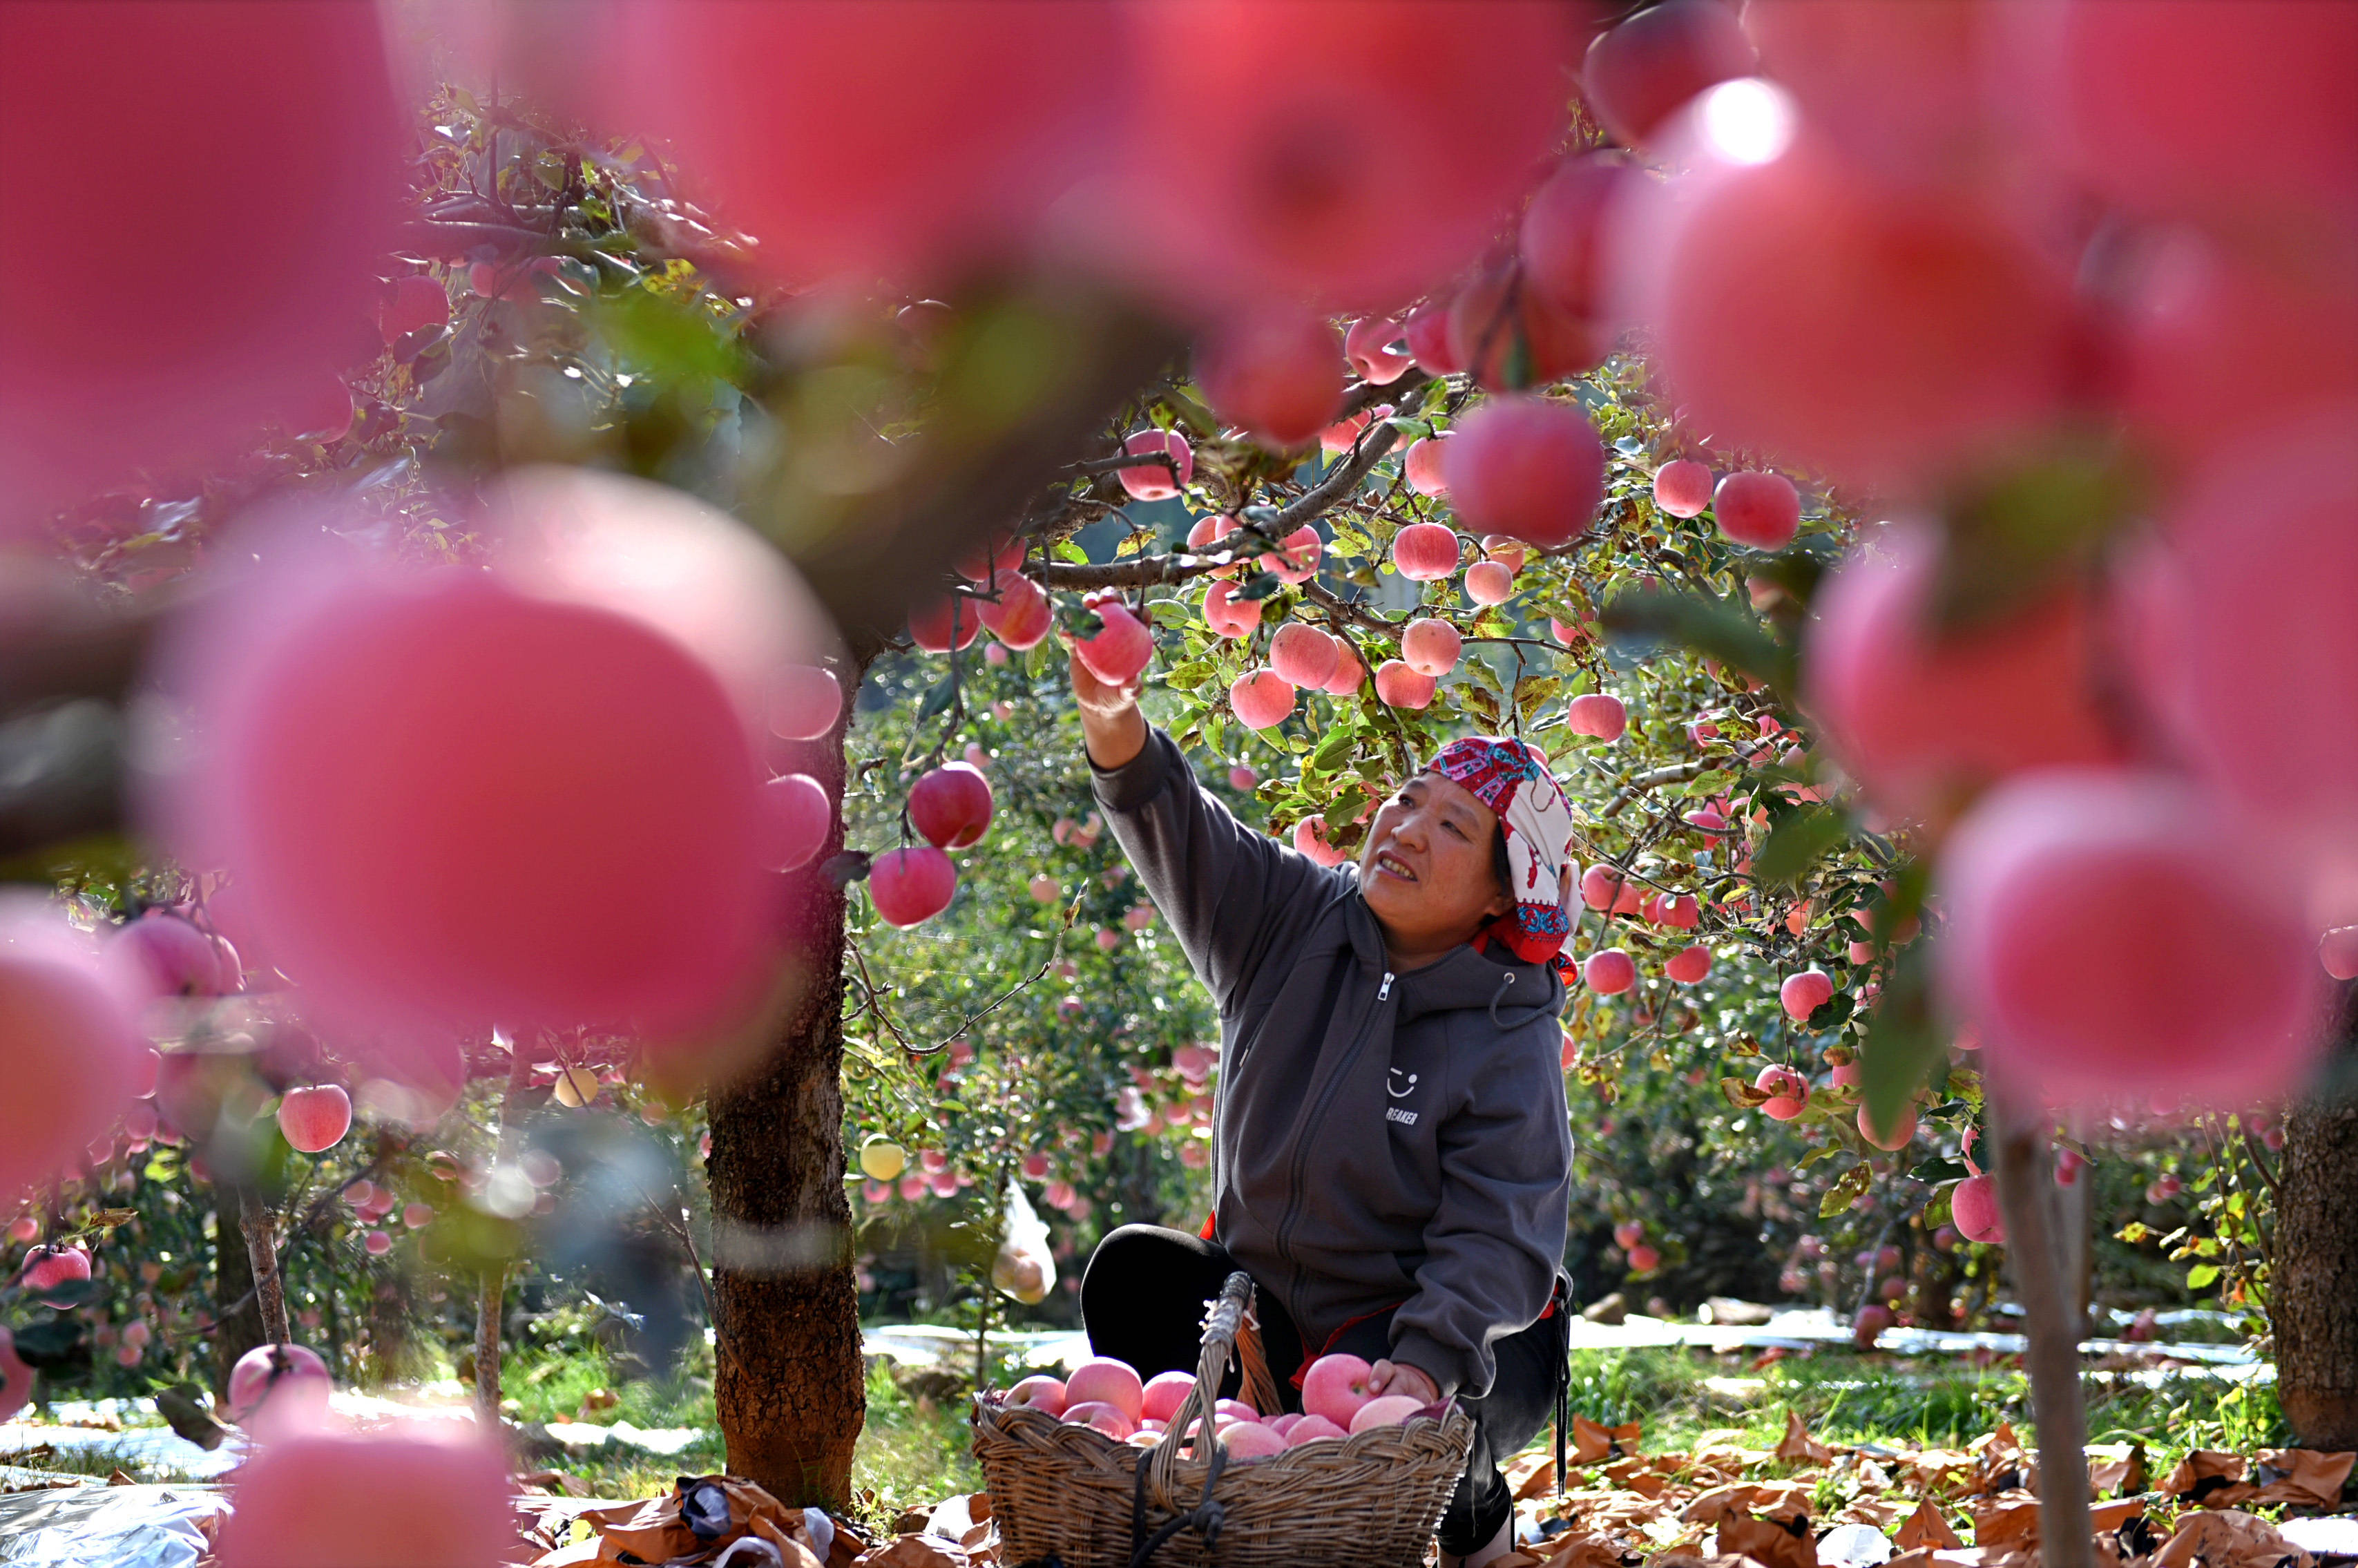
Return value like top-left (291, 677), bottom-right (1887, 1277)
top-left (1004, 1375), bottom-right (1066, 1417)
top-left (1286, 1415), bottom-right (1350, 1447)
top-left (1062, 1357), bottom-right (1144, 1422)
top-left (1140, 1370), bottom-right (1194, 1423)
top-left (1221, 1422), bottom-right (1287, 1460)
top-left (1300, 1352), bottom-right (1376, 1428)
top-left (1062, 1401), bottom-right (1138, 1441)
top-left (1349, 1395), bottom-right (1428, 1433)
top-left (1214, 1397), bottom-right (1259, 1425)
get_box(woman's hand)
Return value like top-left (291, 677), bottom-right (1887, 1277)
top-left (1071, 645), bottom-right (1148, 769)
top-left (1366, 1358), bottom-right (1440, 1406)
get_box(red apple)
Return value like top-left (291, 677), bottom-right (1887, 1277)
top-left (161, 531), bottom-right (772, 1044)
top-left (1006, 1375), bottom-right (1068, 1418)
top-left (869, 847), bottom-right (957, 927)
top-left (1580, 0), bottom-right (1756, 148)
top-left (1403, 436), bottom-right (1450, 497)
top-left (376, 274), bottom-right (450, 347)
top-left (1063, 1358), bottom-right (1144, 1423)
top-left (1223, 1422), bottom-right (1287, 1458)
top-left (1197, 309), bottom-right (1344, 448)
top-left (909, 763), bottom-right (993, 850)
top-left (0, 1), bottom-right (401, 533)
top-left (1140, 1370), bottom-right (1195, 1424)
top-left (1269, 623), bottom-right (1341, 689)
top-left (1344, 316), bottom-right (1413, 385)
top-left (1465, 560), bottom-right (1516, 605)
top-left (1403, 298), bottom-right (1464, 376)
top-left (1294, 819), bottom-right (1350, 868)
top-left (1400, 618), bottom-right (1461, 678)
top-left (1118, 428), bottom-right (1192, 502)
top-left (1230, 670), bottom-right (1297, 732)
top-left (1566, 692), bottom-right (1627, 742)
top-left (1, 897), bottom-right (153, 1196)
top-left (1300, 1352), bottom-right (1375, 1429)
top-left (1951, 1174), bottom-right (2004, 1244)
top-left (1117, 1), bottom-right (1578, 310)
top-left (760, 774), bottom-right (834, 872)
top-left (1073, 600), bottom-right (1154, 685)
top-left (1626, 1243), bottom-right (1662, 1273)
top-left (108, 913), bottom-right (226, 1000)
top-left (908, 593), bottom-right (984, 653)
top-left (1712, 471), bottom-right (1801, 551)
top-left (976, 572), bottom-right (1053, 652)
top-left (1520, 153), bottom-right (1634, 321)
top-left (1609, 88), bottom-right (2078, 492)
top-left (1652, 459), bottom-right (1714, 519)
top-left (1780, 969), bottom-right (1834, 1022)
top-left (213, 1419), bottom-right (510, 1567)
top-left (1258, 526), bottom-right (1323, 585)
top-left (1441, 395), bottom-right (1606, 549)
top-left (1390, 522), bottom-right (1461, 581)
top-left (1286, 1414), bottom-right (1349, 1447)
top-left (768, 665), bottom-right (844, 741)
top-left (1666, 945), bottom-right (1712, 984)
top-left (276, 1085), bottom-right (352, 1154)
top-left (1859, 1102), bottom-right (1917, 1151)
top-left (1323, 643), bottom-right (1366, 696)
top-left (1584, 949), bottom-right (1637, 995)
top-left (1373, 660), bottom-right (1437, 710)
top-left (1853, 1303), bottom-right (1895, 1348)
top-left (226, 1341), bottom-right (332, 1426)
top-left (19, 1243), bottom-right (91, 1298)
top-left (1754, 1064), bottom-right (1809, 1121)
top-left (1447, 262), bottom-right (1605, 392)
top-left (1203, 580), bottom-right (1263, 640)
top-left (1935, 770), bottom-right (2323, 1110)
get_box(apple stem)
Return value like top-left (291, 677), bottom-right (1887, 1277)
top-left (1988, 1098), bottom-right (2093, 1568)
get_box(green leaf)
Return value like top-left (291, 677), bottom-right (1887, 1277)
top-left (1751, 804), bottom-right (1850, 889)
top-left (1820, 1162), bottom-right (1872, 1217)
top-left (1937, 437), bottom-right (2149, 630)
top-left (1599, 586), bottom-right (1794, 692)
top-left (1054, 541), bottom-right (1090, 566)
top-left (2185, 1263), bottom-right (2221, 1291)
top-left (1860, 947), bottom-right (1944, 1138)
top-left (7, 1318), bottom-right (86, 1368)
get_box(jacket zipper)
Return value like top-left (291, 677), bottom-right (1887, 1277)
top-left (1274, 968), bottom-right (1395, 1317)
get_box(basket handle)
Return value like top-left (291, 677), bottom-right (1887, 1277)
top-left (1142, 1271), bottom-right (1252, 1507)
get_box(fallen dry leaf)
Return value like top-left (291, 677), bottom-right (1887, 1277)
top-left (2153, 1509), bottom-right (2314, 1568)
top-left (1970, 1493), bottom-right (2043, 1550)
top-left (1573, 1415), bottom-right (1647, 1465)
top-left (1895, 1499), bottom-right (1963, 1551)
top-left (852, 1536), bottom-right (972, 1567)
top-left (1776, 1412), bottom-right (1834, 1467)
top-left (2250, 1449), bottom-right (2356, 1509)
top-left (1718, 1512), bottom-right (1817, 1568)
top-left (2162, 1451), bottom-right (2255, 1508)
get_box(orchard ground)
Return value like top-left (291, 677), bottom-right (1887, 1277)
top-left (1, 1332), bottom-right (2304, 1541)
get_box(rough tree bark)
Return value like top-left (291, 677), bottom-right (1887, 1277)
top-left (707, 652), bottom-right (871, 1508)
top-left (211, 1187), bottom-right (267, 1405)
top-left (475, 1042), bottom-right (536, 1431)
top-left (2272, 984), bottom-right (2358, 1450)
top-left (1990, 1105), bottom-right (2091, 1568)
top-left (236, 1186), bottom-right (291, 1347)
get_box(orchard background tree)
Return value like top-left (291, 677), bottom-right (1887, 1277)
top-left (2, 0), bottom-right (2354, 1555)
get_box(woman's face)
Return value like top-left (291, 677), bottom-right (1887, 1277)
top-left (1357, 772), bottom-right (1511, 957)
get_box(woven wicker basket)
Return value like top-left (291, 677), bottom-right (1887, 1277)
top-left (972, 1271), bottom-right (1475, 1568)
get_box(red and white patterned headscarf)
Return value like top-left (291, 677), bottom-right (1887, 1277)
top-left (1430, 736), bottom-right (1578, 971)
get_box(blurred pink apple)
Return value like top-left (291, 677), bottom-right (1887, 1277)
top-left (213, 1419), bottom-right (510, 1568)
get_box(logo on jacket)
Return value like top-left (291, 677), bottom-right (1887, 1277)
top-left (1386, 1068), bottom-right (1419, 1125)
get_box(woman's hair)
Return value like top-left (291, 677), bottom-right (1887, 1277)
top-left (1491, 823), bottom-right (1513, 903)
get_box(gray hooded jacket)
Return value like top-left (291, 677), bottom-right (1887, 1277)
top-left (1093, 728), bottom-right (1573, 1400)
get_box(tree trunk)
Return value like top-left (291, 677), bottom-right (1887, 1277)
top-left (236, 1186), bottom-right (291, 1346)
top-left (1989, 1104), bottom-right (2091, 1568)
top-left (2272, 985), bottom-right (2358, 1450)
top-left (476, 1042), bottom-right (536, 1431)
top-left (212, 1187), bottom-right (267, 1405)
top-left (708, 657), bottom-right (868, 1509)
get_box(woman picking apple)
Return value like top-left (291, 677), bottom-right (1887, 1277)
top-left (1069, 644), bottom-right (1577, 1568)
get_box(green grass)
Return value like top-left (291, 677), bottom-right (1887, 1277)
top-left (1527, 1346), bottom-right (2285, 1475)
